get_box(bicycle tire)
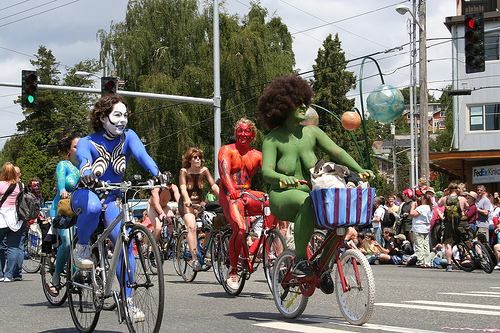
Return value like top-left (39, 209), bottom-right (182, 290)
top-left (170, 233), bottom-right (182, 276)
top-left (22, 237), bottom-right (41, 273)
top-left (176, 230), bottom-right (197, 282)
top-left (218, 230), bottom-right (246, 296)
top-left (263, 228), bottom-right (287, 292)
top-left (211, 232), bottom-right (222, 284)
top-left (473, 241), bottom-right (494, 274)
top-left (122, 224), bottom-right (164, 333)
top-left (271, 250), bottom-right (308, 318)
top-left (67, 235), bottom-right (101, 333)
top-left (335, 249), bottom-right (375, 326)
top-left (452, 242), bottom-right (475, 272)
top-left (41, 254), bottom-right (68, 306)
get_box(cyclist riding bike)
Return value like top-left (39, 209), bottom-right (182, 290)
top-left (218, 118), bottom-right (279, 289)
top-left (258, 75), bottom-right (373, 293)
top-left (72, 93), bottom-right (168, 322)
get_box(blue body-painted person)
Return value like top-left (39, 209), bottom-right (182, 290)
top-left (72, 93), bottom-right (164, 322)
top-left (48, 134), bottom-right (80, 296)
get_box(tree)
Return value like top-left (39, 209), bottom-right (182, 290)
top-left (98, 0), bottom-right (295, 192)
top-left (0, 46), bottom-right (100, 201)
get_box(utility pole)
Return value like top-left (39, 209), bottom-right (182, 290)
top-left (418, 0), bottom-right (429, 181)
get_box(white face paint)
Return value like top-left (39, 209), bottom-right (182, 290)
top-left (101, 102), bottom-right (128, 139)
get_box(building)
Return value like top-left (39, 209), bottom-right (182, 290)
top-left (403, 103), bottom-right (447, 133)
top-left (435, 0), bottom-right (500, 192)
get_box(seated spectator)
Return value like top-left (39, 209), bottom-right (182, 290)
top-left (344, 226), bottom-right (360, 250)
top-left (374, 228), bottom-right (402, 264)
top-left (363, 232), bottom-right (379, 264)
top-left (395, 234), bottom-right (413, 263)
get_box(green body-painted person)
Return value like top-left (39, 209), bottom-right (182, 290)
top-left (258, 75), bottom-right (374, 286)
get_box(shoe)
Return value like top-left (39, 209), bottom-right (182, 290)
top-left (495, 264), bottom-right (500, 270)
top-left (46, 282), bottom-right (59, 297)
top-left (4, 277), bottom-right (12, 282)
top-left (373, 259), bottom-right (380, 265)
top-left (192, 259), bottom-right (202, 272)
top-left (446, 265), bottom-right (453, 272)
top-left (0, 277), bottom-right (4, 282)
top-left (226, 267), bottom-right (239, 289)
top-left (13, 277), bottom-right (22, 281)
top-left (313, 261), bottom-right (334, 294)
top-left (127, 297), bottom-right (145, 323)
top-left (292, 258), bottom-right (313, 278)
top-left (74, 244), bottom-right (93, 269)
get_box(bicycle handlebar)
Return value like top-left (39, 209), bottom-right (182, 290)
top-left (238, 190), bottom-right (268, 202)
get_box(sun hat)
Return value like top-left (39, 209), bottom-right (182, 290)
top-left (464, 191), bottom-right (478, 201)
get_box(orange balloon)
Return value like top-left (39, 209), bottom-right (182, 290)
top-left (341, 111), bottom-right (361, 131)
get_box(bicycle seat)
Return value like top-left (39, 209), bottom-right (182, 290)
top-left (205, 201), bottom-right (223, 214)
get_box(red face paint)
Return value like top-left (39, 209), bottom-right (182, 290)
top-left (235, 123), bottom-right (254, 145)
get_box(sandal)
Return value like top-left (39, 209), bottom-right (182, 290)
top-left (46, 282), bottom-right (59, 297)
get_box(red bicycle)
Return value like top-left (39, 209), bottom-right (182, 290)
top-left (271, 181), bottom-right (375, 325)
top-left (215, 190), bottom-right (287, 296)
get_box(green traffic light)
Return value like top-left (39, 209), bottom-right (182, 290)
top-left (27, 95), bottom-right (35, 103)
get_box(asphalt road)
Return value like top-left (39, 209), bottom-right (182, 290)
top-left (1, 260), bottom-right (499, 333)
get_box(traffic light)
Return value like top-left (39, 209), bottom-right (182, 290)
top-left (464, 13), bottom-right (485, 74)
top-left (21, 70), bottom-right (38, 109)
top-left (101, 77), bottom-right (117, 97)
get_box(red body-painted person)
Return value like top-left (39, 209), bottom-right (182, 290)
top-left (218, 118), bottom-right (276, 289)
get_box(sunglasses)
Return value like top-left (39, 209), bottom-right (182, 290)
top-left (192, 155), bottom-right (202, 160)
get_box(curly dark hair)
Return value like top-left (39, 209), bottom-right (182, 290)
top-left (90, 94), bottom-right (131, 132)
top-left (56, 134), bottom-right (81, 155)
top-left (257, 75), bottom-right (314, 130)
top-left (182, 147), bottom-right (205, 169)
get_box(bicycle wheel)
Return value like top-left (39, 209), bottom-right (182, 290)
top-left (218, 230), bottom-right (246, 296)
top-left (271, 250), bottom-right (308, 318)
top-left (335, 249), bottom-right (375, 326)
top-left (452, 242), bottom-right (475, 272)
top-left (40, 254), bottom-right (67, 306)
top-left (67, 236), bottom-right (100, 333)
top-left (307, 230), bottom-right (327, 259)
top-left (211, 232), bottom-right (221, 283)
top-left (473, 241), bottom-right (494, 274)
top-left (122, 224), bottom-right (164, 333)
top-left (176, 231), bottom-right (197, 282)
top-left (23, 237), bottom-right (41, 273)
top-left (263, 228), bottom-right (287, 292)
top-left (170, 233), bottom-right (181, 276)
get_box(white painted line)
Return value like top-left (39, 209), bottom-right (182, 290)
top-left (405, 300), bottom-right (494, 310)
top-left (301, 317), bottom-right (445, 333)
top-left (468, 291), bottom-right (500, 295)
top-left (254, 321), bottom-right (349, 333)
top-left (376, 302), bottom-right (500, 316)
top-left (439, 292), bottom-right (500, 298)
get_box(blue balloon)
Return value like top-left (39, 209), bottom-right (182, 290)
top-left (366, 84), bottom-right (404, 123)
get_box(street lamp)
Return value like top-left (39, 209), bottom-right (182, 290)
top-left (74, 71), bottom-right (101, 79)
top-left (396, 1), bottom-right (427, 189)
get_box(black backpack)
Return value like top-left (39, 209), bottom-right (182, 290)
top-left (381, 207), bottom-right (396, 228)
top-left (16, 182), bottom-right (41, 222)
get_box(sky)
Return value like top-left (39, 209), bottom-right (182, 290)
top-left (0, 0), bottom-right (458, 149)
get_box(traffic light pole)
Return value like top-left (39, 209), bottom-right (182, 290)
top-left (0, 82), bottom-right (214, 105)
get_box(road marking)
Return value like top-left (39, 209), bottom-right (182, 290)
top-left (255, 318), bottom-right (444, 333)
top-left (376, 302), bottom-right (500, 316)
top-left (438, 292), bottom-right (500, 298)
top-left (405, 300), bottom-right (493, 310)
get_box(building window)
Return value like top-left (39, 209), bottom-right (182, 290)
top-left (485, 33), bottom-right (499, 61)
top-left (439, 120), bottom-right (445, 127)
top-left (469, 104), bottom-right (500, 131)
top-left (440, 111), bottom-right (447, 117)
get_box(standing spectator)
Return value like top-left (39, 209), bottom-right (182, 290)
top-left (371, 196), bottom-right (385, 245)
top-left (424, 187), bottom-right (437, 206)
top-left (398, 189), bottom-right (414, 245)
top-left (14, 166), bottom-right (21, 181)
top-left (438, 182), bottom-right (469, 272)
top-left (464, 191), bottom-right (478, 233)
top-left (430, 191), bottom-right (445, 247)
top-left (0, 162), bottom-right (24, 282)
top-left (476, 185), bottom-right (492, 242)
top-left (410, 193), bottom-right (433, 267)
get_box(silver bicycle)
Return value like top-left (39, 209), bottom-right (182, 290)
top-left (67, 176), bottom-right (165, 333)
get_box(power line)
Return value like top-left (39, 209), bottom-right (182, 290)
top-left (0, 0), bottom-right (79, 28)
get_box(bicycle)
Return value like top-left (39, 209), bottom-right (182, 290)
top-left (22, 208), bottom-right (50, 273)
top-left (271, 181), bottom-right (375, 325)
top-left (66, 176), bottom-right (165, 333)
top-left (176, 202), bottom-right (221, 282)
top-left (215, 190), bottom-right (287, 296)
top-left (452, 228), bottom-right (494, 273)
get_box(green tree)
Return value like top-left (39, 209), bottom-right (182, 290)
top-left (98, 0), bottom-right (295, 192)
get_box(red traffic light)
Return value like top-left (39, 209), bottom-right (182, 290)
top-left (467, 18), bottom-right (475, 29)
top-left (106, 80), bottom-right (115, 90)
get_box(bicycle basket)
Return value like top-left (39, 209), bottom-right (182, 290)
top-left (310, 187), bottom-right (375, 229)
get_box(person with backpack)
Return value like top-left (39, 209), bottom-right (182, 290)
top-left (398, 189), bottom-right (415, 245)
top-left (438, 182), bottom-right (469, 272)
top-left (371, 196), bottom-right (386, 246)
top-left (0, 162), bottom-right (24, 282)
